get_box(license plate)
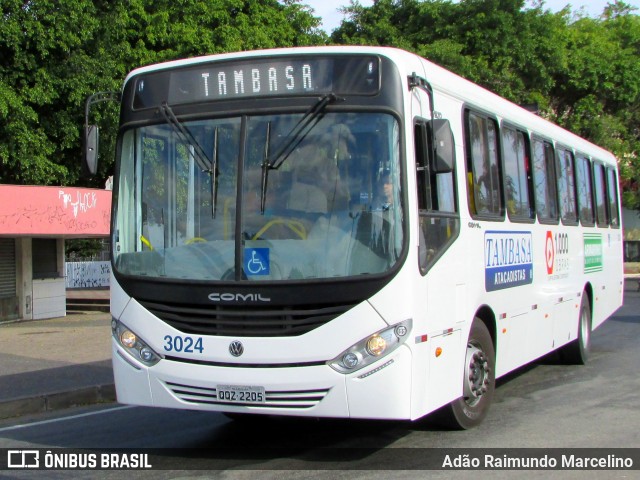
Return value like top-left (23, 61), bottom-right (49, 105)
top-left (217, 384), bottom-right (266, 404)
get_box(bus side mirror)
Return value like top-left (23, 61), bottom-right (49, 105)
top-left (83, 91), bottom-right (119, 177)
top-left (84, 124), bottom-right (99, 176)
top-left (429, 119), bottom-right (455, 173)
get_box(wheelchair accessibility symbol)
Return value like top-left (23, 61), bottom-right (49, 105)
top-left (244, 248), bottom-right (270, 276)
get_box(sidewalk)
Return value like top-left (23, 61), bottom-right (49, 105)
top-left (0, 290), bottom-right (115, 420)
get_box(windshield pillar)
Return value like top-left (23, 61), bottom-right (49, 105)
top-left (234, 115), bottom-right (249, 281)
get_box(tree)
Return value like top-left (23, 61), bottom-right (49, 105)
top-left (0, 0), bottom-right (326, 187)
top-left (333, 0), bottom-right (567, 104)
top-left (0, 0), bottom-right (100, 185)
top-left (65, 238), bottom-right (106, 261)
top-left (551, 3), bottom-right (640, 208)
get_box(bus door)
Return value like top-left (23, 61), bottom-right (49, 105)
top-left (411, 76), bottom-right (463, 411)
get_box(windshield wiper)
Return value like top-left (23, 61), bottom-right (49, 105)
top-left (269, 93), bottom-right (340, 170)
top-left (259, 93), bottom-right (342, 214)
top-left (159, 102), bottom-right (219, 217)
top-left (159, 102), bottom-right (212, 172)
top-left (260, 122), bottom-right (272, 214)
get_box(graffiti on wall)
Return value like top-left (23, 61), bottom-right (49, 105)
top-left (59, 189), bottom-right (98, 218)
top-left (65, 261), bottom-right (111, 288)
top-left (0, 185), bottom-right (111, 236)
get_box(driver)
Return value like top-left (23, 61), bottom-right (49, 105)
top-left (373, 169), bottom-right (394, 211)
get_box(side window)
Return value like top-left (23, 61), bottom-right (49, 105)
top-left (606, 167), bottom-right (620, 228)
top-left (576, 155), bottom-right (595, 226)
top-left (415, 123), bottom-right (429, 211)
top-left (465, 111), bottom-right (502, 218)
top-left (415, 118), bottom-right (459, 274)
top-left (532, 138), bottom-right (558, 223)
top-left (502, 126), bottom-right (534, 221)
top-left (593, 163), bottom-right (609, 227)
top-left (556, 148), bottom-right (578, 224)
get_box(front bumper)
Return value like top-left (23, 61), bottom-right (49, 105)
top-left (113, 341), bottom-right (413, 420)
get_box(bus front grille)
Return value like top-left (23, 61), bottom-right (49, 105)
top-left (165, 381), bottom-right (330, 409)
top-left (139, 300), bottom-right (356, 337)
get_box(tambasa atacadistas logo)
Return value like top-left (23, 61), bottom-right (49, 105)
top-left (484, 231), bottom-right (533, 292)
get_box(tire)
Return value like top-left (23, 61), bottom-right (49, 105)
top-left (560, 294), bottom-right (591, 365)
top-left (438, 318), bottom-right (496, 430)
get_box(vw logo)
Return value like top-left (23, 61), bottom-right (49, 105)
top-left (229, 340), bottom-right (244, 357)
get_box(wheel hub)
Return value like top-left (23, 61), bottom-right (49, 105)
top-left (463, 344), bottom-right (490, 405)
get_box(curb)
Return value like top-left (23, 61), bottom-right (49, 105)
top-left (0, 384), bottom-right (116, 420)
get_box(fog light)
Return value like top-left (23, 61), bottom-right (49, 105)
top-left (120, 330), bottom-right (137, 349)
top-left (342, 352), bottom-right (359, 369)
top-left (367, 335), bottom-right (387, 356)
top-left (140, 347), bottom-right (154, 362)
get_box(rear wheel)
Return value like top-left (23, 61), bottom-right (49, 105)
top-left (439, 319), bottom-right (495, 430)
top-left (560, 294), bottom-right (591, 365)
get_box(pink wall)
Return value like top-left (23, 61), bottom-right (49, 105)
top-left (0, 185), bottom-right (111, 237)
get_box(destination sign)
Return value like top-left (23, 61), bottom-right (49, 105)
top-left (132, 56), bottom-right (380, 109)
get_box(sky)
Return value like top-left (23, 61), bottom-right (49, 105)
top-left (305, 0), bottom-right (640, 34)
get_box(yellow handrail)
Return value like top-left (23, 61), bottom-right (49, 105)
top-left (140, 235), bottom-right (154, 251)
top-left (252, 219), bottom-right (307, 240)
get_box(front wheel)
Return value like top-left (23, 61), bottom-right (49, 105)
top-left (439, 319), bottom-right (495, 430)
top-left (559, 294), bottom-right (591, 365)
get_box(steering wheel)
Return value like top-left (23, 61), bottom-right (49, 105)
top-left (251, 218), bottom-right (307, 240)
top-left (185, 237), bottom-right (207, 245)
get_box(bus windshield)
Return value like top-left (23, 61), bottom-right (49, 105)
top-left (113, 112), bottom-right (403, 282)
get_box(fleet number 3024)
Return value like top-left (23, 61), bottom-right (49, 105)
top-left (163, 335), bottom-right (204, 353)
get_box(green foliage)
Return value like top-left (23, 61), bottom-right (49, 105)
top-left (1, 0), bottom-right (98, 185)
top-left (65, 238), bottom-right (106, 261)
top-left (332, 0), bottom-right (640, 210)
top-left (2, 0), bottom-right (639, 211)
top-left (333, 0), bottom-right (568, 102)
top-left (0, 0), bottom-right (326, 187)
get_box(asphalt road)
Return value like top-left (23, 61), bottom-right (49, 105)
top-left (1, 286), bottom-right (639, 479)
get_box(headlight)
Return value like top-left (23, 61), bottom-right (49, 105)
top-left (328, 319), bottom-right (411, 374)
top-left (366, 335), bottom-right (387, 356)
top-left (112, 319), bottom-right (162, 367)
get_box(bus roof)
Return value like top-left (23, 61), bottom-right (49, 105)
top-left (123, 46), bottom-right (617, 164)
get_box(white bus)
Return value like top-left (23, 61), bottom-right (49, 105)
top-left (88, 46), bottom-right (623, 429)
